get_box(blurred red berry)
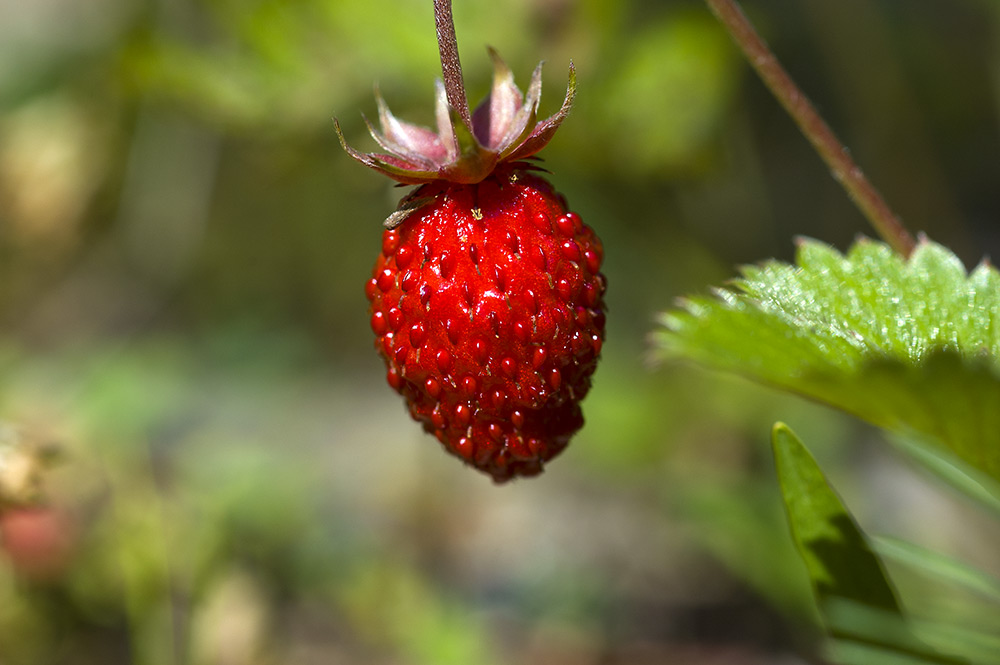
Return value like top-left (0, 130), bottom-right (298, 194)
top-left (0, 507), bottom-right (76, 581)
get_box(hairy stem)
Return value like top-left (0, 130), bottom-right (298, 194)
top-left (434, 0), bottom-right (472, 128)
top-left (705, 0), bottom-right (917, 257)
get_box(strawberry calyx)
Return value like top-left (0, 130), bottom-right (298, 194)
top-left (336, 48), bottom-right (576, 186)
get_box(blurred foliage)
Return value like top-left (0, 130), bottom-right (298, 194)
top-left (1, 0), bottom-right (999, 663)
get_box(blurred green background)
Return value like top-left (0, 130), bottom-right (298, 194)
top-left (0, 0), bottom-right (998, 663)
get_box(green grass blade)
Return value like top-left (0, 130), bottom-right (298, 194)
top-left (828, 637), bottom-right (966, 665)
top-left (889, 436), bottom-right (1000, 515)
top-left (874, 536), bottom-right (1000, 607)
top-left (908, 619), bottom-right (1000, 665)
top-left (824, 601), bottom-right (970, 665)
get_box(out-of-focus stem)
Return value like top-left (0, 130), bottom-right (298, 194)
top-left (433, 0), bottom-right (472, 128)
top-left (705, 0), bottom-right (917, 258)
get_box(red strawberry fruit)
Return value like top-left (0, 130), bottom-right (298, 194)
top-left (337, 2), bottom-right (605, 482)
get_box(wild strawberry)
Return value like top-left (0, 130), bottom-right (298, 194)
top-left (337, 3), bottom-right (605, 482)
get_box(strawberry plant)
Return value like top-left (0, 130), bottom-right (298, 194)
top-left (338, 0), bottom-right (605, 482)
top-left (341, 0), bottom-right (1000, 660)
top-left (654, 1), bottom-right (1000, 663)
top-left (1, 0), bottom-right (998, 662)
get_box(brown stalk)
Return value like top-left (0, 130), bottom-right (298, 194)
top-left (705, 0), bottom-right (917, 257)
top-left (434, 0), bottom-right (472, 128)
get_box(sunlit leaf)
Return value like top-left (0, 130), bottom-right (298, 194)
top-left (656, 238), bottom-right (1000, 485)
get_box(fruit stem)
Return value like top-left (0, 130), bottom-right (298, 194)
top-left (704, 0), bottom-right (917, 258)
top-left (434, 0), bottom-right (473, 128)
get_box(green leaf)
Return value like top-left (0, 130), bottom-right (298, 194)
top-left (772, 423), bottom-right (900, 614)
top-left (771, 424), bottom-right (967, 664)
top-left (655, 238), bottom-right (1000, 485)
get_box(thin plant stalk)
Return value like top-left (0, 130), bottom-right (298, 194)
top-left (434, 0), bottom-right (472, 128)
top-left (705, 0), bottom-right (917, 258)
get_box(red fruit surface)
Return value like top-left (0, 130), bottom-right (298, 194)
top-left (366, 166), bottom-right (606, 482)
